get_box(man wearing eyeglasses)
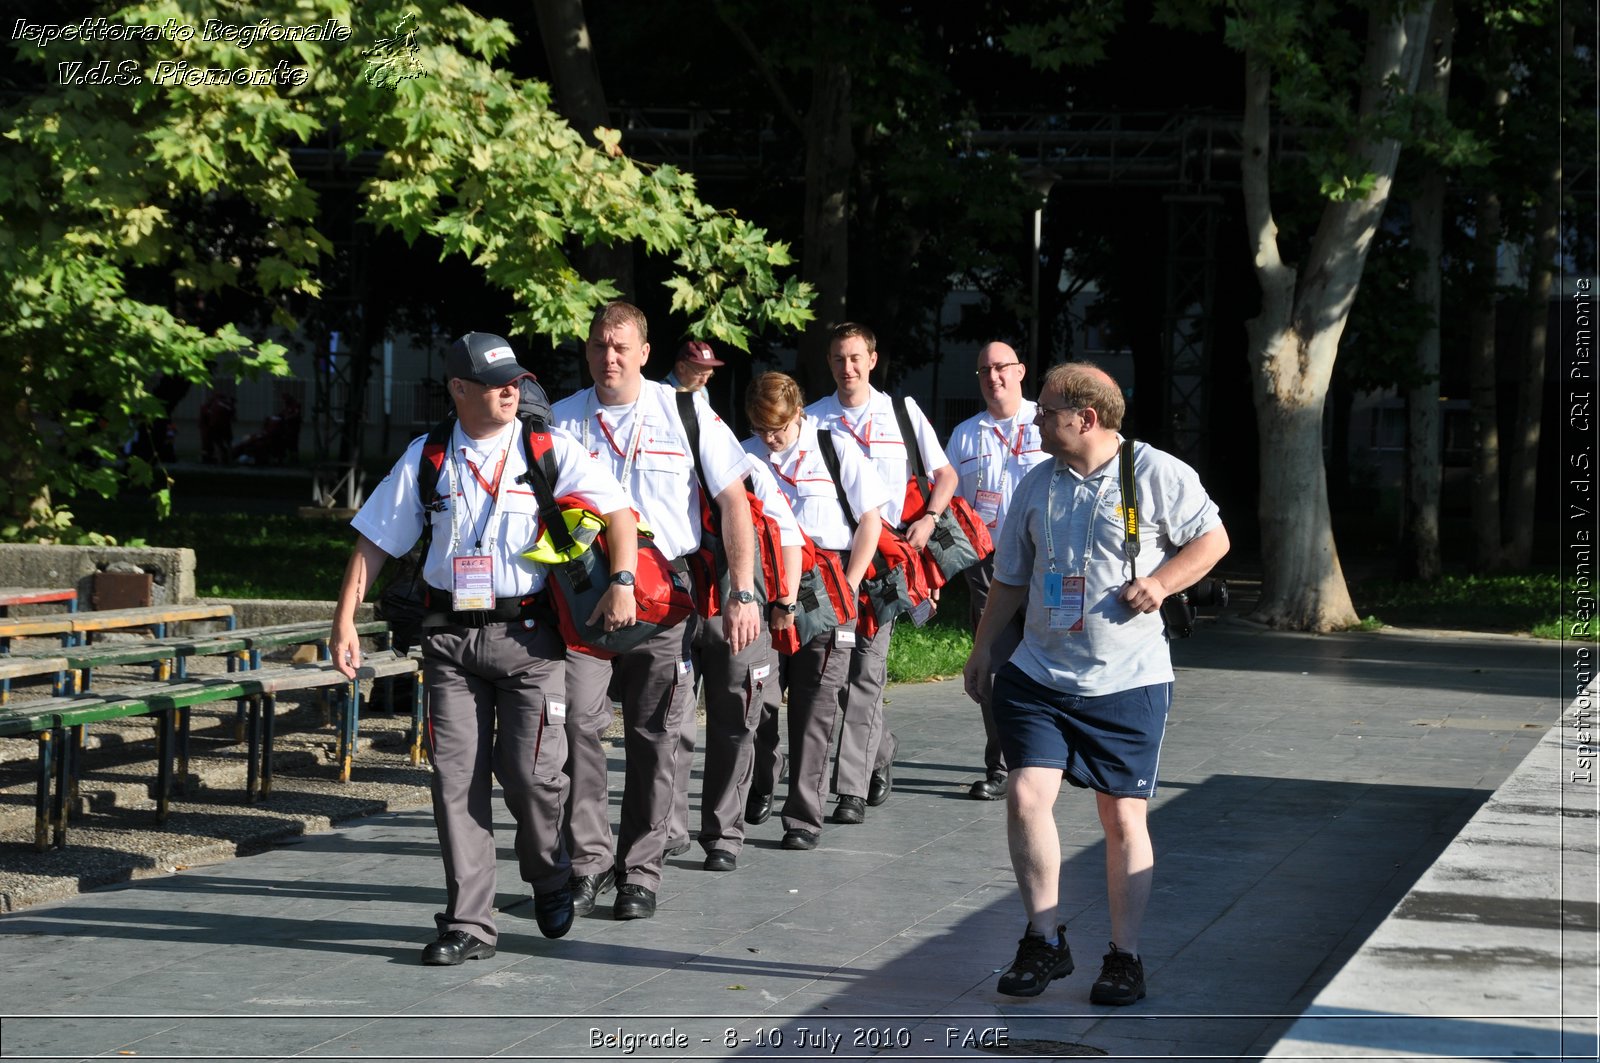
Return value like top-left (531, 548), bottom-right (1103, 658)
top-left (944, 342), bottom-right (1048, 802)
top-left (962, 361), bottom-right (1228, 1007)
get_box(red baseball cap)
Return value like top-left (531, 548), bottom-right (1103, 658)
top-left (677, 340), bottom-right (725, 367)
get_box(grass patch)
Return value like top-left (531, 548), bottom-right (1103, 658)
top-left (1350, 572), bottom-right (1578, 639)
top-left (887, 579), bottom-right (975, 683)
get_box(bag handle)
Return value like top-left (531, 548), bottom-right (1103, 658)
top-left (1119, 437), bottom-right (1139, 580)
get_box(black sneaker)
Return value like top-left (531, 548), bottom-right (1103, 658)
top-left (997, 926), bottom-right (1072, 997)
top-left (1090, 942), bottom-right (1146, 1006)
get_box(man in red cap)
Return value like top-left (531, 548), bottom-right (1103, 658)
top-left (665, 339), bottom-right (724, 407)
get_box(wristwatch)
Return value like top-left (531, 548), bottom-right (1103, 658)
top-left (609, 571), bottom-right (636, 587)
top-left (731, 589), bottom-right (757, 605)
top-left (771, 600), bottom-right (798, 615)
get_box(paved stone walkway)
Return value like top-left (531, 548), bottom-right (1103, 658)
top-left (0, 620), bottom-right (1581, 1061)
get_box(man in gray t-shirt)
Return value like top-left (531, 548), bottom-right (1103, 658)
top-left (962, 362), bottom-right (1229, 1006)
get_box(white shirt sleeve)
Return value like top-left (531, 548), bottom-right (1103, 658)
top-left (548, 431), bottom-right (633, 516)
top-left (744, 457), bottom-right (805, 548)
top-left (351, 435), bottom-right (430, 559)
top-left (904, 396), bottom-right (952, 473)
top-left (691, 401), bottom-right (752, 500)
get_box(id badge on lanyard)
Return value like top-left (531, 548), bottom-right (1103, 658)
top-left (1043, 571), bottom-right (1086, 632)
top-left (976, 488), bottom-right (1003, 528)
top-left (452, 555), bottom-right (495, 611)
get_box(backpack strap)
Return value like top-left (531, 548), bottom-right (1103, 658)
top-left (815, 429), bottom-right (859, 532)
top-left (409, 417), bottom-right (457, 570)
top-left (513, 416), bottom-right (579, 557)
top-left (1119, 437), bottom-right (1139, 580)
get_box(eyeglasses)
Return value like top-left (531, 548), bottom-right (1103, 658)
top-left (975, 362), bottom-right (1022, 376)
top-left (752, 420), bottom-right (797, 439)
top-left (1034, 403), bottom-right (1079, 420)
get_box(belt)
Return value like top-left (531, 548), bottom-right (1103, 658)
top-left (421, 588), bottom-right (542, 629)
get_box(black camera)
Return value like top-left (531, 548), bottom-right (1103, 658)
top-left (1161, 578), bottom-right (1229, 638)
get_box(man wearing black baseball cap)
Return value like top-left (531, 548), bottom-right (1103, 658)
top-left (331, 330), bottom-right (637, 964)
top-left (446, 331), bottom-right (533, 389)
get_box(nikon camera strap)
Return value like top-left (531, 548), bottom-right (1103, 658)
top-left (1118, 438), bottom-right (1139, 580)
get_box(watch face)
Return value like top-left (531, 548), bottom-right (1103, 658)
top-left (611, 572), bottom-right (635, 586)
top-left (733, 590), bottom-right (756, 604)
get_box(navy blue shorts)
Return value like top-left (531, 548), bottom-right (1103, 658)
top-left (991, 664), bottom-right (1171, 798)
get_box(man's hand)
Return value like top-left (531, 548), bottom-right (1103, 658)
top-left (769, 603), bottom-right (796, 636)
top-left (1119, 575), bottom-right (1170, 615)
top-left (723, 597), bottom-right (760, 653)
top-left (962, 643), bottom-right (992, 704)
top-left (588, 582), bottom-right (638, 632)
top-left (331, 617), bottom-right (363, 680)
top-left (905, 512), bottom-right (939, 551)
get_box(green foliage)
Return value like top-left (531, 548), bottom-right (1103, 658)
top-left (1, 0), bottom-right (812, 541)
top-left (1351, 572), bottom-right (1568, 638)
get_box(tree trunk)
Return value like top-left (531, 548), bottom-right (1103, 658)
top-left (1503, 15), bottom-right (1573, 569)
top-left (1240, 4), bottom-right (1433, 631)
top-left (1403, 0), bottom-right (1454, 581)
top-left (1466, 185), bottom-right (1505, 570)
top-left (533, 0), bottom-right (634, 298)
top-left (797, 45), bottom-right (851, 399)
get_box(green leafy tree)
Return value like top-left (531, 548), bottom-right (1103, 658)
top-left (1, 0), bottom-right (812, 540)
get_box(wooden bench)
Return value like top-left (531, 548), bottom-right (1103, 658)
top-left (0, 587), bottom-right (79, 616)
top-left (0, 656), bottom-right (69, 705)
top-left (0, 602), bottom-right (236, 650)
top-left (0, 653), bottom-right (422, 850)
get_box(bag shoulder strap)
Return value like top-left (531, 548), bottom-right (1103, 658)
top-left (676, 390), bottom-right (756, 526)
top-left (815, 429), bottom-right (859, 532)
top-left (514, 416), bottom-right (579, 556)
top-left (891, 396), bottom-right (930, 482)
top-left (1119, 437), bottom-right (1139, 579)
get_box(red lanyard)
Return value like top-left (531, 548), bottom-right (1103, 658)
top-left (990, 424), bottom-right (1026, 459)
top-left (594, 413), bottom-right (635, 460)
top-left (836, 412), bottom-right (874, 450)
top-left (772, 450), bottom-right (808, 489)
top-left (461, 448), bottom-right (508, 497)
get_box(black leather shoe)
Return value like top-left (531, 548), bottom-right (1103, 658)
top-left (665, 836), bottom-right (692, 857)
top-left (745, 792), bottom-right (773, 826)
top-left (613, 883), bottom-right (657, 920)
top-left (969, 772), bottom-right (1007, 801)
top-left (703, 849), bottom-right (737, 872)
top-left (867, 764), bottom-right (893, 806)
top-left (830, 795), bottom-right (866, 824)
top-left (420, 930), bottom-right (495, 966)
top-left (571, 868), bottom-right (616, 916)
top-left (533, 885), bottom-right (574, 939)
top-left (781, 828), bottom-right (819, 850)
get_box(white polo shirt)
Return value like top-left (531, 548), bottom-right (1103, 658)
top-left (354, 418), bottom-right (630, 597)
top-left (806, 388), bottom-right (949, 529)
top-left (993, 438), bottom-right (1223, 696)
top-left (945, 399), bottom-right (1047, 534)
top-left (551, 380), bottom-right (748, 561)
top-left (744, 419), bottom-right (892, 552)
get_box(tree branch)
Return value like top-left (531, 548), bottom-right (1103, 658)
top-left (712, 0), bottom-right (806, 134)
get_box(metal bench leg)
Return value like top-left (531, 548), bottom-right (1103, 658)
top-left (244, 695), bottom-right (261, 802)
top-left (51, 725), bottom-right (73, 849)
top-left (409, 675), bottom-right (425, 766)
top-left (34, 730), bottom-right (54, 852)
top-left (175, 708), bottom-right (191, 795)
top-left (261, 694), bottom-right (277, 798)
top-left (156, 710), bottom-right (174, 823)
